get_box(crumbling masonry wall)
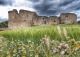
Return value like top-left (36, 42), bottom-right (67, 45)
top-left (8, 9), bottom-right (35, 29)
top-left (60, 13), bottom-right (77, 24)
top-left (33, 16), bottom-right (48, 26)
top-left (8, 9), bottom-right (77, 29)
top-left (48, 16), bottom-right (59, 25)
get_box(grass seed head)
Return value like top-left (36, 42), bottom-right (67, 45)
top-left (57, 26), bottom-right (62, 38)
top-left (63, 28), bottom-right (68, 39)
top-left (42, 36), bottom-right (50, 49)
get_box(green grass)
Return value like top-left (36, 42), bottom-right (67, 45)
top-left (0, 25), bottom-right (80, 57)
top-left (0, 25), bottom-right (80, 41)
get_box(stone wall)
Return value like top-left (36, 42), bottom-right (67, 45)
top-left (8, 9), bottom-right (35, 29)
top-left (8, 9), bottom-right (77, 29)
top-left (60, 13), bottom-right (77, 24)
top-left (48, 16), bottom-right (59, 25)
top-left (33, 15), bottom-right (59, 26)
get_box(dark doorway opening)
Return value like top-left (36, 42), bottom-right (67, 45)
top-left (44, 21), bottom-right (46, 24)
top-left (54, 21), bottom-right (56, 22)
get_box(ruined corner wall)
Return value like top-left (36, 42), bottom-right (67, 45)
top-left (60, 13), bottom-right (77, 24)
top-left (48, 16), bottom-right (59, 25)
top-left (32, 13), bottom-right (39, 25)
top-left (33, 14), bottom-right (48, 26)
top-left (8, 9), bottom-right (18, 29)
top-left (8, 9), bottom-right (35, 29)
top-left (19, 9), bottom-right (35, 26)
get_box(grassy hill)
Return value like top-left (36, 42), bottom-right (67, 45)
top-left (0, 25), bottom-right (80, 57)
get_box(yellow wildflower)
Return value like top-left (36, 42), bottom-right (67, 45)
top-left (3, 41), bottom-right (7, 44)
top-left (7, 51), bottom-right (10, 54)
top-left (22, 56), bottom-right (26, 57)
top-left (23, 50), bottom-right (26, 53)
top-left (13, 49), bottom-right (17, 52)
top-left (73, 46), bottom-right (76, 50)
top-left (6, 55), bottom-right (11, 57)
top-left (30, 54), bottom-right (33, 56)
top-left (18, 46), bottom-right (21, 49)
top-left (30, 44), bottom-right (33, 47)
top-left (27, 40), bottom-right (31, 43)
top-left (21, 46), bottom-right (25, 50)
top-left (68, 39), bottom-right (75, 42)
top-left (67, 39), bottom-right (71, 42)
top-left (12, 54), bottom-right (16, 56)
top-left (35, 54), bottom-right (38, 57)
top-left (74, 42), bottom-right (77, 44)
top-left (78, 46), bottom-right (80, 49)
top-left (73, 46), bottom-right (78, 51)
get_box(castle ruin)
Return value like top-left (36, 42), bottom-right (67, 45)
top-left (8, 9), bottom-right (77, 29)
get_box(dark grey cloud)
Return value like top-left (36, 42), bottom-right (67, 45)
top-left (68, 2), bottom-right (80, 10)
top-left (28, 0), bottom-right (80, 16)
top-left (59, 0), bottom-right (76, 6)
top-left (0, 0), bottom-right (80, 22)
top-left (33, 0), bottom-right (56, 16)
top-left (0, 0), bottom-right (13, 5)
top-left (30, 0), bottom-right (58, 16)
top-left (29, 0), bottom-right (40, 2)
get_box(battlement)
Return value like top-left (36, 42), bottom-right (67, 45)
top-left (8, 9), bottom-right (77, 29)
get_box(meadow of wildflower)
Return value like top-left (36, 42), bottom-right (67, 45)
top-left (0, 25), bottom-right (80, 57)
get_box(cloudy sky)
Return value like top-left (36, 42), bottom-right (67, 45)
top-left (0, 0), bottom-right (80, 22)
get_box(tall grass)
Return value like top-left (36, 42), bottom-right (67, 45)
top-left (0, 25), bottom-right (80, 41)
top-left (0, 25), bottom-right (80, 57)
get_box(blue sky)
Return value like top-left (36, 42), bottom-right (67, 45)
top-left (0, 0), bottom-right (80, 22)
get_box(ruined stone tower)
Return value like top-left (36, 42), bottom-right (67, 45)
top-left (8, 9), bottom-right (36, 29)
top-left (8, 9), bottom-right (77, 29)
top-left (60, 13), bottom-right (77, 24)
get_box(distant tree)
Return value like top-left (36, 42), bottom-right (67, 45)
top-left (0, 20), bottom-right (8, 28)
top-left (77, 21), bottom-right (80, 24)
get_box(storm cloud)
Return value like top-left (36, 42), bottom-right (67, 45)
top-left (0, 0), bottom-right (13, 5)
top-left (28, 0), bottom-right (80, 16)
top-left (0, 0), bottom-right (80, 22)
